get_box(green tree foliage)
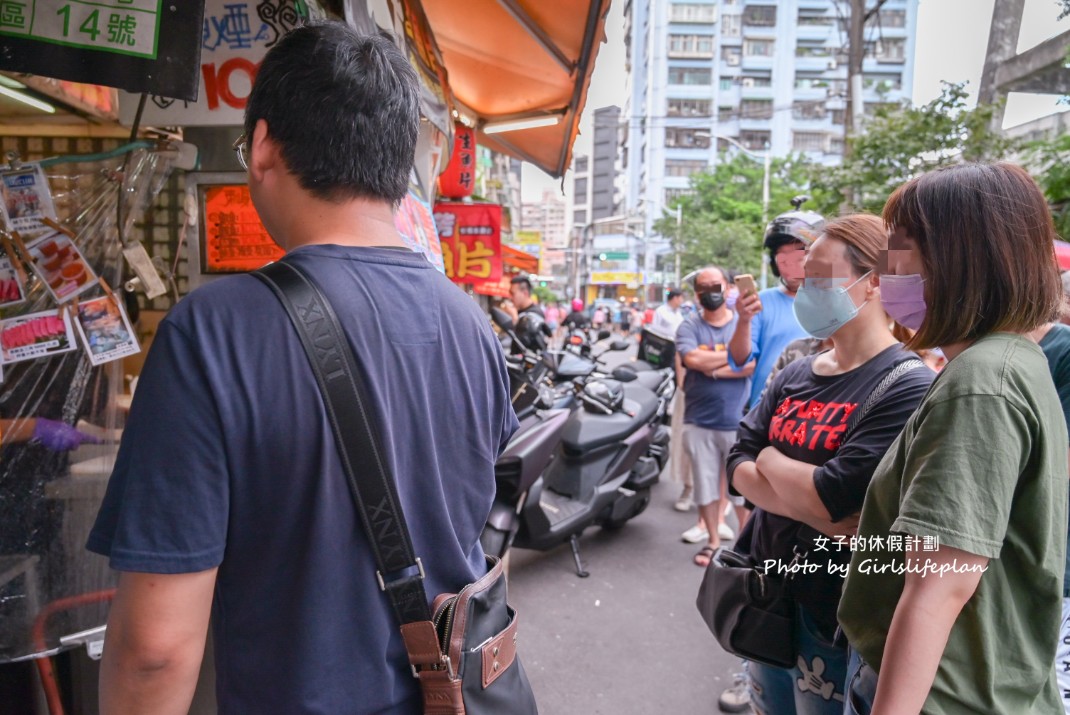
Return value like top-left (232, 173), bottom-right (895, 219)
top-left (652, 153), bottom-right (831, 280)
top-left (824, 82), bottom-right (1019, 214)
top-left (1027, 133), bottom-right (1070, 239)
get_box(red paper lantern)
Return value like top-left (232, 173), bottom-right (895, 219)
top-left (438, 123), bottom-right (476, 199)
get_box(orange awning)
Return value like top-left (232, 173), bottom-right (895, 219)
top-left (421, 0), bottom-right (612, 179)
top-left (502, 244), bottom-right (539, 274)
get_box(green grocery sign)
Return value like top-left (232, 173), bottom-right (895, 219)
top-left (0, 0), bottom-right (162, 60)
top-left (599, 251), bottom-right (631, 261)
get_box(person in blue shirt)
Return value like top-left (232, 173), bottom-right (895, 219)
top-left (719, 199), bottom-right (825, 714)
top-left (87, 25), bottom-right (517, 714)
top-left (727, 200), bottom-right (826, 411)
top-left (675, 267), bottom-right (754, 566)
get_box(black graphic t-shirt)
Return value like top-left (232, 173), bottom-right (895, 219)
top-left (727, 343), bottom-right (934, 635)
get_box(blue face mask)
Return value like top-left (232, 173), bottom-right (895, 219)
top-left (792, 271), bottom-right (872, 340)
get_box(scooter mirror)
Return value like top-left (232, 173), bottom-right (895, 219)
top-left (611, 366), bottom-right (638, 382)
top-left (490, 307), bottom-right (515, 332)
top-left (609, 339), bottom-right (630, 351)
top-left (597, 329), bottom-right (612, 341)
top-left (535, 386), bottom-right (556, 409)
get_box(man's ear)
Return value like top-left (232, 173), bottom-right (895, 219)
top-left (248, 118), bottom-right (278, 181)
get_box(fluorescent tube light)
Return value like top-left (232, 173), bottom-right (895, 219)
top-left (483, 115), bottom-right (561, 134)
top-left (0, 86), bottom-right (56, 114)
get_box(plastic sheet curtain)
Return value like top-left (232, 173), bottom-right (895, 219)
top-left (0, 146), bottom-right (174, 662)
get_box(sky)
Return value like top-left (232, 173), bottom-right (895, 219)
top-left (521, 0), bottom-right (1070, 202)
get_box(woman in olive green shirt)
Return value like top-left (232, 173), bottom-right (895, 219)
top-left (837, 163), bottom-right (1068, 715)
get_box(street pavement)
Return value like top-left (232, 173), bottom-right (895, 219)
top-left (508, 479), bottom-right (747, 715)
top-left (505, 336), bottom-right (748, 714)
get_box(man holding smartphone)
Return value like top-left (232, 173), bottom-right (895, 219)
top-left (718, 201), bottom-right (824, 714)
top-left (727, 203), bottom-right (825, 412)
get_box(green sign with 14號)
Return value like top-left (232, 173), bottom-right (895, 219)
top-left (0, 0), bottom-right (161, 60)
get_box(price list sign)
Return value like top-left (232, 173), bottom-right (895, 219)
top-left (0, 1), bottom-right (161, 59)
top-left (200, 184), bottom-right (284, 273)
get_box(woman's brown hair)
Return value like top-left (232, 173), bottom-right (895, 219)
top-left (882, 162), bottom-right (1062, 350)
top-left (819, 213), bottom-right (885, 276)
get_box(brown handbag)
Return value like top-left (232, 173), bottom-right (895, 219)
top-left (256, 261), bottom-right (538, 715)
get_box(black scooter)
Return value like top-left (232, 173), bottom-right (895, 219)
top-left (485, 310), bottom-right (673, 577)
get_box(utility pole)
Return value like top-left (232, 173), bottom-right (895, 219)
top-left (842, 0), bottom-right (888, 209)
top-left (843, 0), bottom-right (866, 161)
top-left (673, 205), bottom-right (682, 288)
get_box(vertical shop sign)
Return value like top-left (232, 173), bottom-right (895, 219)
top-left (433, 202), bottom-right (502, 285)
top-left (119, 0), bottom-right (297, 125)
top-left (0, 1), bottom-right (204, 100)
top-left (438, 123), bottom-right (476, 199)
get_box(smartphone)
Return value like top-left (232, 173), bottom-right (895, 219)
top-left (734, 274), bottom-right (758, 297)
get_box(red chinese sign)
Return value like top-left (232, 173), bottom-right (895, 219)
top-left (202, 184), bottom-right (284, 273)
top-left (433, 202), bottom-right (502, 285)
top-left (438, 123), bottom-right (476, 199)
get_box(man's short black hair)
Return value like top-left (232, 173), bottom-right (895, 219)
top-left (510, 275), bottom-right (532, 292)
top-left (666, 289), bottom-right (683, 300)
top-left (244, 23), bottom-right (419, 204)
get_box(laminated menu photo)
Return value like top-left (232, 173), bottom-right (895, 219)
top-left (0, 253), bottom-right (25, 309)
top-left (74, 295), bottom-right (141, 367)
top-left (0, 309), bottom-right (78, 365)
top-left (25, 230), bottom-right (99, 303)
top-left (0, 164), bottom-right (58, 239)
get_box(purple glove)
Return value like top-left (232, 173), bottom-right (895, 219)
top-left (31, 418), bottom-right (102, 452)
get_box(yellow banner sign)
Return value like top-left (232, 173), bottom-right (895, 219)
top-left (590, 271), bottom-right (641, 285)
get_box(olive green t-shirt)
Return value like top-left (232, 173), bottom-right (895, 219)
top-left (838, 333), bottom-right (1068, 715)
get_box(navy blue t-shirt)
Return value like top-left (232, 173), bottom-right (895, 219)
top-left (87, 245), bottom-right (518, 714)
top-left (676, 312), bottom-right (750, 430)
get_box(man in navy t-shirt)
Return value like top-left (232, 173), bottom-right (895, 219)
top-left (87, 25), bottom-right (517, 714)
top-left (675, 267), bottom-right (753, 567)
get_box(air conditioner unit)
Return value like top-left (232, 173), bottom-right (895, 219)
top-left (828, 59), bottom-right (838, 70)
top-left (727, 54), bottom-right (741, 66)
top-left (741, 77), bottom-right (754, 88)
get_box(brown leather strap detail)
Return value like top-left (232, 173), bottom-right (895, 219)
top-left (448, 557), bottom-right (505, 665)
top-left (400, 621), bottom-right (444, 668)
top-left (417, 668), bottom-right (465, 715)
top-left (481, 612), bottom-right (519, 689)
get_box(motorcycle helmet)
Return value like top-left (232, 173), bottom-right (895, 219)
top-left (764, 195), bottom-right (826, 278)
top-left (571, 298), bottom-right (584, 312)
top-left (581, 379), bottom-right (624, 414)
top-left (515, 312), bottom-right (550, 352)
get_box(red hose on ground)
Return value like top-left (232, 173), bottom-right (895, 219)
top-left (31, 589), bottom-right (116, 715)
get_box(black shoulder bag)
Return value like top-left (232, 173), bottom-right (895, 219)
top-left (255, 261), bottom-right (538, 715)
top-left (695, 358), bottom-right (925, 668)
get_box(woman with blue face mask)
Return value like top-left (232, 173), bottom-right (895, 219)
top-left (726, 214), bottom-right (935, 715)
top-left (837, 163), bottom-right (1067, 715)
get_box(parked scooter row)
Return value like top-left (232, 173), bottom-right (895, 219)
top-left (486, 308), bottom-right (674, 577)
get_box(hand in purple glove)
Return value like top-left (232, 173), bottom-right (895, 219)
top-left (31, 418), bottom-right (102, 452)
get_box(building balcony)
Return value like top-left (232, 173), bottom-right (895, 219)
top-left (740, 55), bottom-right (774, 71)
top-left (738, 116), bottom-right (773, 132)
top-left (741, 86), bottom-right (775, 100)
top-left (795, 23), bottom-right (835, 42)
top-left (790, 116), bottom-right (832, 130)
top-left (792, 86), bottom-right (829, 101)
top-left (793, 55), bottom-right (836, 73)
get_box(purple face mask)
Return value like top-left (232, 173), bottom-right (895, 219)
top-left (879, 274), bottom-right (926, 330)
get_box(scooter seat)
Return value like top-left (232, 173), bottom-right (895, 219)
top-left (630, 370), bottom-right (667, 393)
top-left (560, 384), bottom-right (660, 453)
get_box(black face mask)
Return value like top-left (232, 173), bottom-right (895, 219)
top-left (698, 291), bottom-right (725, 311)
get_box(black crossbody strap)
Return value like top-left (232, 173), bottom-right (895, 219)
top-left (254, 260), bottom-right (432, 625)
top-left (844, 358), bottom-right (925, 440)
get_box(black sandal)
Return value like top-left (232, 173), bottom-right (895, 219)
top-left (693, 545), bottom-right (716, 567)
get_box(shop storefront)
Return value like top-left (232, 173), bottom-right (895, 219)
top-left (0, 1), bottom-right (610, 712)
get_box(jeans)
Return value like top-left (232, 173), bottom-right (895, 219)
top-left (843, 647), bottom-right (878, 715)
top-left (746, 603), bottom-right (846, 715)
